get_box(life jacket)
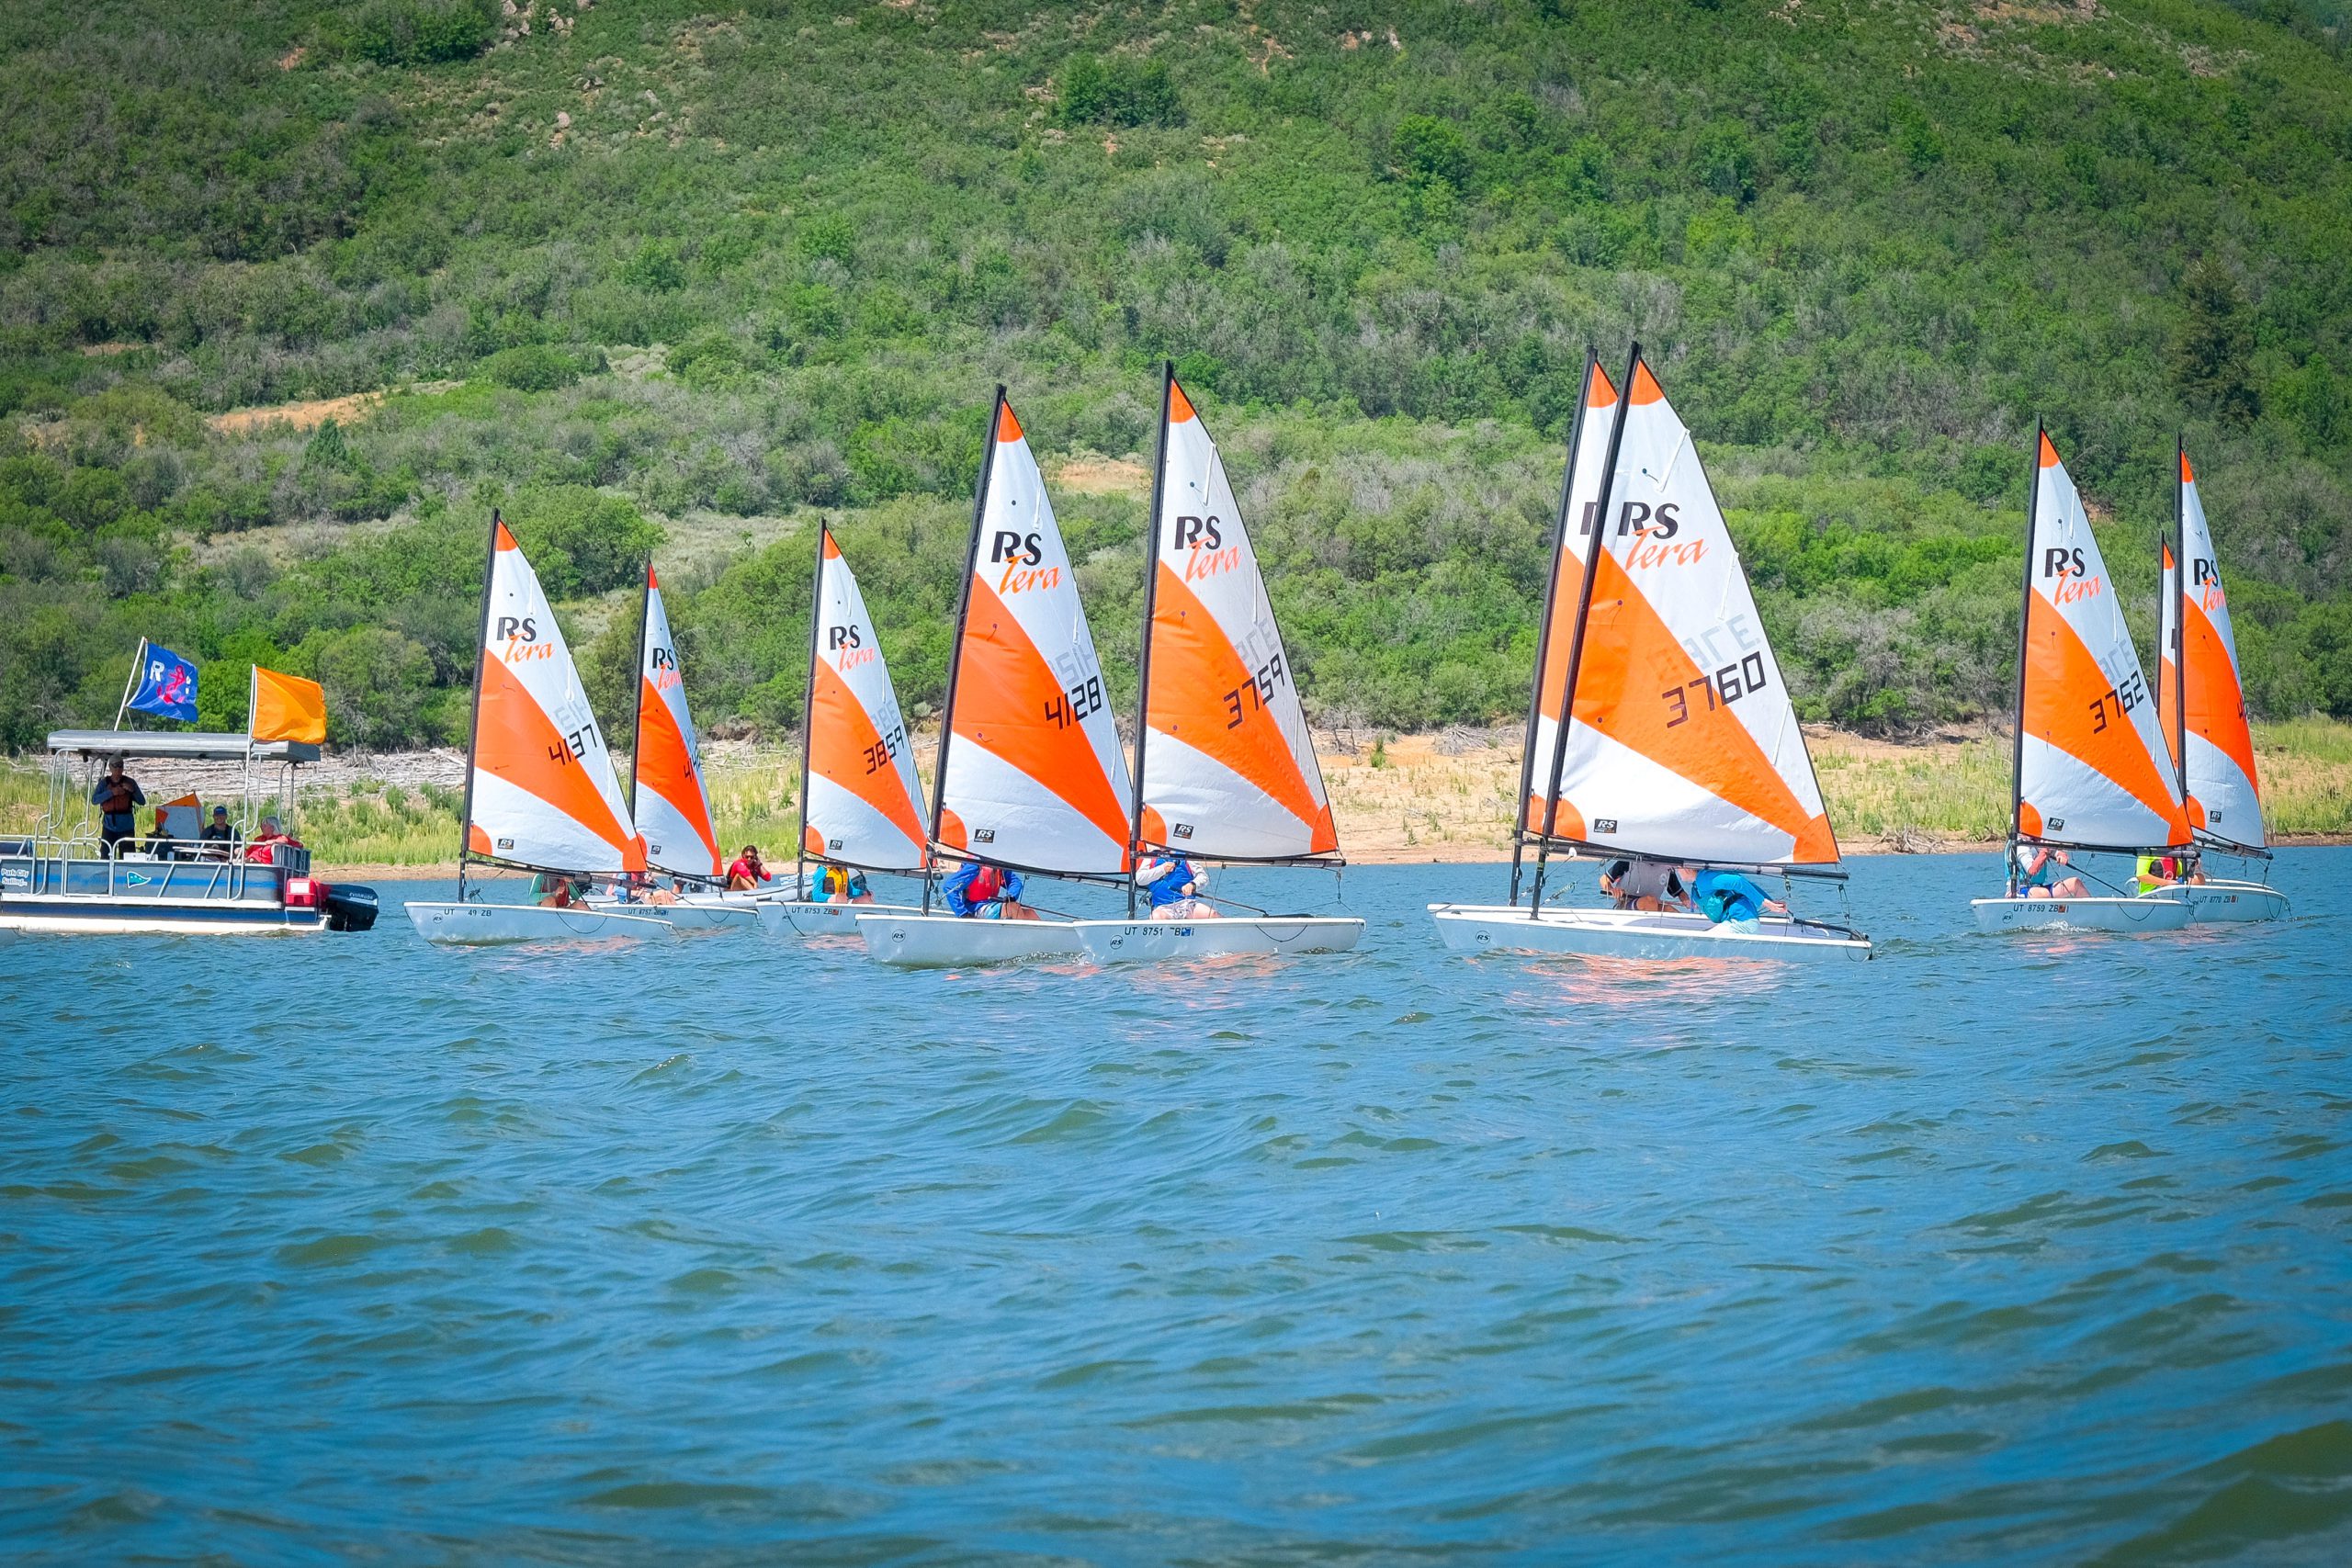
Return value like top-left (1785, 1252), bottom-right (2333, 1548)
top-left (968, 864), bottom-right (1004, 903)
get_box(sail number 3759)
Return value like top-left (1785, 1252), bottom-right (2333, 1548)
top-left (1663, 652), bottom-right (1769, 727)
top-left (1225, 651), bottom-right (1290, 728)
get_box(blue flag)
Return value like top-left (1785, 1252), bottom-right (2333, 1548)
top-left (127, 642), bottom-right (199, 722)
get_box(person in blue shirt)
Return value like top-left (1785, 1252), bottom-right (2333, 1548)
top-left (1692, 868), bottom-right (1786, 930)
top-left (942, 860), bottom-right (1035, 919)
top-left (811, 863), bottom-right (873, 904)
top-left (1135, 855), bottom-right (1213, 919)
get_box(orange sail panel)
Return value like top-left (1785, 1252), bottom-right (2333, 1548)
top-left (936, 400), bottom-right (1133, 874)
top-left (1138, 375), bottom-right (1337, 859)
top-left (2016, 434), bottom-right (2188, 849)
top-left (1548, 357), bottom-right (1838, 865)
top-left (2165, 451), bottom-right (2263, 848)
top-left (469, 520), bottom-right (646, 874)
top-left (1525, 363), bottom-right (1621, 835)
top-left (804, 528), bottom-right (928, 869)
top-left (632, 569), bottom-right (720, 877)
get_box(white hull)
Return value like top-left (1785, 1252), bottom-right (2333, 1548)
top-left (1429, 903), bottom-right (1871, 963)
top-left (406, 901), bottom-right (677, 946)
top-left (584, 896), bottom-right (761, 931)
top-left (2144, 879), bottom-right (2289, 924)
top-left (0, 906), bottom-right (323, 936)
top-left (1071, 916), bottom-right (1364, 964)
top-left (856, 912), bottom-right (1087, 966)
top-left (1972, 894), bottom-right (2191, 934)
top-left (757, 900), bottom-right (925, 941)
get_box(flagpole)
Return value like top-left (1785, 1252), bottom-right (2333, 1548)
top-left (113, 638), bottom-right (147, 731)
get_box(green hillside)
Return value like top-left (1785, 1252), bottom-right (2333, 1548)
top-left (4, 0), bottom-right (2350, 751)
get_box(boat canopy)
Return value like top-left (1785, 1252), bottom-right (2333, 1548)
top-left (47, 729), bottom-right (322, 764)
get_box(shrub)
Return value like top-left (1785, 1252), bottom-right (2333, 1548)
top-left (1057, 54), bottom-right (1183, 129)
top-left (313, 626), bottom-right (436, 747)
top-left (481, 344), bottom-right (603, 391)
top-left (1392, 116), bottom-right (1473, 188)
top-left (502, 485), bottom-right (663, 598)
top-left (349, 0), bottom-right (497, 68)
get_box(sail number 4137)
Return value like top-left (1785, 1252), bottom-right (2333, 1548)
top-left (1663, 653), bottom-right (1768, 727)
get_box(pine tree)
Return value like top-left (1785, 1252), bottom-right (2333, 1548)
top-left (2171, 257), bottom-right (2262, 425)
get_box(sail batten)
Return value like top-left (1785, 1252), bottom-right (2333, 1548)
top-left (2161, 449), bottom-right (2264, 850)
top-left (1544, 355), bottom-right (1838, 866)
top-left (2015, 432), bottom-right (2189, 852)
top-left (1135, 372), bottom-right (1337, 862)
top-left (933, 397), bottom-right (1133, 875)
top-left (466, 519), bottom-right (645, 875)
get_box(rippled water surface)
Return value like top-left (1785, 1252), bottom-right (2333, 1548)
top-left (5, 853), bottom-right (2351, 1564)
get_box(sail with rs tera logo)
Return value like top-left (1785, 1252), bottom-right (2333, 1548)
top-left (930, 391), bottom-right (1133, 876)
top-left (800, 523), bottom-right (928, 872)
top-left (630, 566), bottom-right (721, 879)
top-left (1541, 354), bottom-right (1838, 867)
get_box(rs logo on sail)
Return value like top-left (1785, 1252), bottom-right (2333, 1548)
top-left (496, 615), bottom-right (552, 660)
top-left (1173, 514), bottom-right (1240, 581)
top-left (828, 624), bottom-right (876, 670)
top-left (1579, 502), bottom-right (1705, 568)
top-left (990, 530), bottom-right (1059, 594)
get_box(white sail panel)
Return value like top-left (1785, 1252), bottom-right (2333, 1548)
top-left (1137, 377), bottom-right (1335, 860)
top-left (937, 399), bottom-right (1133, 874)
top-left (1526, 362), bottom-right (1621, 836)
top-left (2017, 434), bottom-right (2188, 850)
top-left (634, 570), bottom-right (720, 877)
top-left (1549, 359), bottom-right (1837, 865)
top-left (804, 528), bottom-right (928, 870)
top-left (2169, 454), bottom-right (2263, 848)
top-left (467, 519), bottom-right (645, 874)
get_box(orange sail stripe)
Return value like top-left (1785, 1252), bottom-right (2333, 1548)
top-left (1628, 360), bottom-right (1665, 406)
top-left (951, 577), bottom-right (1130, 854)
top-left (1570, 549), bottom-right (1835, 862)
top-left (2021, 591), bottom-right (2189, 840)
top-left (997, 401), bottom-right (1023, 444)
top-left (1169, 378), bottom-right (1198, 424)
top-left (2182, 593), bottom-right (2260, 808)
top-left (808, 656), bottom-right (927, 852)
top-left (1146, 562), bottom-right (1334, 852)
top-left (637, 674), bottom-right (720, 871)
top-left (477, 653), bottom-right (645, 868)
top-left (2039, 432), bottom-right (2062, 468)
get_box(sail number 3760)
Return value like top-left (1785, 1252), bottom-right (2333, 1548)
top-left (1663, 652), bottom-right (1769, 728)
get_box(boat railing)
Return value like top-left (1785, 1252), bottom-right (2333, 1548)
top-left (1, 827), bottom-right (301, 902)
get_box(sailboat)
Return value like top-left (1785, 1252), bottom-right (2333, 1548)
top-left (757, 521), bottom-right (934, 940)
top-left (1430, 344), bottom-right (1871, 961)
top-left (606, 566), bottom-right (754, 930)
top-left (408, 512), bottom-right (671, 944)
top-left (2149, 443), bottom-right (2288, 922)
top-left (1971, 428), bottom-right (2192, 933)
top-left (1069, 367), bottom-right (1364, 963)
top-left (857, 390), bottom-right (1134, 965)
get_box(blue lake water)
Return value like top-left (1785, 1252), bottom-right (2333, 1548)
top-left (4, 852), bottom-right (2349, 1564)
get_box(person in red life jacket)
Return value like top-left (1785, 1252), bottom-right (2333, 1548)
top-left (942, 860), bottom-right (1037, 920)
top-left (725, 843), bottom-right (771, 892)
top-left (243, 815), bottom-right (301, 864)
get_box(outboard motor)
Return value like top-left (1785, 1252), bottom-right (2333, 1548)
top-left (322, 884), bottom-right (380, 932)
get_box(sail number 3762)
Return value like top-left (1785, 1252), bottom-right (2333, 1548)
top-left (1663, 653), bottom-right (1769, 728)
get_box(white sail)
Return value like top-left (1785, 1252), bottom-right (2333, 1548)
top-left (804, 525), bottom-right (928, 870)
top-left (935, 398), bottom-right (1133, 874)
top-left (1136, 375), bottom-right (1335, 861)
top-left (2016, 434), bottom-right (2188, 851)
top-left (633, 569), bottom-right (720, 878)
top-left (468, 518), bottom-right (646, 874)
top-left (2162, 451), bottom-right (2263, 849)
top-left (1547, 358), bottom-right (1837, 865)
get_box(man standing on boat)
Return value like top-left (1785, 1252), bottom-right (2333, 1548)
top-left (90, 757), bottom-right (146, 858)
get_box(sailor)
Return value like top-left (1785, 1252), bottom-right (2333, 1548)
top-left (811, 863), bottom-right (873, 904)
top-left (725, 843), bottom-right (772, 892)
top-left (2012, 843), bottom-right (2088, 900)
top-left (943, 860), bottom-right (1035, 920)
top-left (89, 757), bottom-right (146, 857)
top-left (1599, 858), bottom-right (1690, 912)
top-left (1136, 854), bottom-right (1213, 919)
top-left (1692, 867), bottom-right (1787, 931)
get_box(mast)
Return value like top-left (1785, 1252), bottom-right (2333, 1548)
top-left (1126, 363), bottom-right (1176, 918)
top-left (922, 388), bottom-right (1004, 914)
top-left (795, 521), bottom-right (830, 897)
top-left (2173, 434), bottom-right (2190, 825)
top-left (627, 566), bottom-right (650, 821)
top-left (455, 507), bottom-right (503, 902)
top-left (1510, 351), bottom-right (1598, 908)
top-left (1525, 340), bottom-right (1639, 917)
top-left (2006, 423), bottom-right (2043, 890)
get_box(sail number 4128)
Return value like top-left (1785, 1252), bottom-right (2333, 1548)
top-left (1663, 653), bottom-right (1768, 727)
top-left (1043, 676), bottom-right (1105, 729)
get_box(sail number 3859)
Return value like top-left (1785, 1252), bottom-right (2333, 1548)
top-left (1663, 653), bottom-right (1768, 728)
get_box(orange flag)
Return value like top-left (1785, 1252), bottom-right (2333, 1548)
top-left (250, 665), bottom-right (327, 745)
